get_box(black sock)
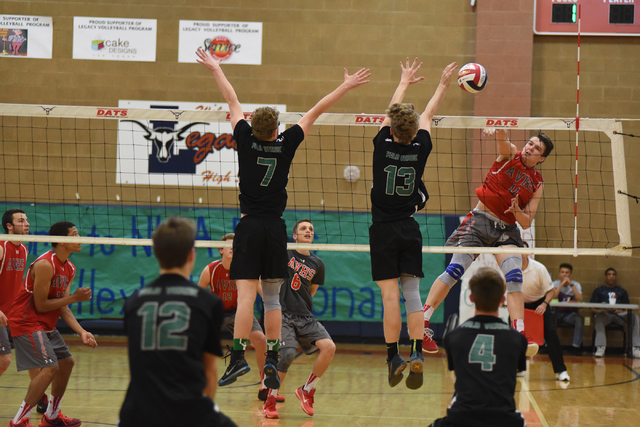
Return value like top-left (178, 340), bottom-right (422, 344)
top-left (411, 339), bottom-right (423, 355)
top-left (386, 342), bottom-right (399, 361)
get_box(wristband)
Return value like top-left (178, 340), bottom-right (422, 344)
top-left (542, 301), bottom-right (549, 306)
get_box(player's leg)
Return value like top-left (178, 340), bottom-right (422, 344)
top-left (0, 326), bottom-right (11, 377)
top-left (565, 311), bottom-right (585, 351)
top-left (251, 322), bottom-right (284, 402)
top-left (540, 301), bottom-right (567, 377)
top-left (294, 338), bottom-right (335, 417)
top-left (27, 368), bottom-right (49, 414)
top-left (593, 311), bottom-right (613, 357)
top-left (400, 275), bottom-right (425, 390)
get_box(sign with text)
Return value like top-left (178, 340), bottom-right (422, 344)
top-left (178, 20), bottom-right (262, 64)
top-left (0, 15), bottom-right (53, 58)
top-left (72, 16), bottom-right (157, 62)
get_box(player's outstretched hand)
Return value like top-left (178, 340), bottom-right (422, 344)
top-left (81, 331), bottom-right (98, 348)
top-left (73, 287), bottom-right (92, 303)
top-left (439, 62), bottom-right (458, 88)
top-left (196, 48), bottom-right (222, 72)
top-left (0, 310), bottom-right (7, 327)
top-left (343, 68), bottom-right (371, 90)
top-left (399, 57), bottom-right (425, 86)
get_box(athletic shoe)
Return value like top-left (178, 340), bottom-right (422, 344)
top-left (218, 358), bottom-right (250, 387)
top-left (257, 388), bottom-right (285, 402)
top-left (405, 351), bottom-right (424, 390)
top-left (526, 341), bottom-right (539, 357)
top-left (555, 371), bottom-right (570, 381)
top-left (295, 386), bottom-right (315, 416)
top-left (36, 393), bottom-right (48, 414)
top-left (633, 347), bottom-right (640, 359)
top-left (387, 353), bottom-right (407, 387)
top-left (262, 395), bottom-right (279, 419)
top-left (422, 328), bottom-right (438, 353)
top-left (9, 419), bottom-right (34, 427)
top-left (263, 352), bottom-right (280, 390)
top-left (38, 413), bottom-right (81, 427)
top-left (595, 346), bottom-right (606, 358)
top-left (516, 371), bottom-right (525, 377)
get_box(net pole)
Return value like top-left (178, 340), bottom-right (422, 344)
top-left (573, 4), bottom-right (581, 257)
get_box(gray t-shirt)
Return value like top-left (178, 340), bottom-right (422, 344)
top-left (552, 279), bottom-right (582, 313)
top-left (280, 250), bottom-right (325, 317)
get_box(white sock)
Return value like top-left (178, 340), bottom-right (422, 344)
top-left (13, 401), bottom-right (34, 424)
top-left (45, 395), bottom-right (62, 419)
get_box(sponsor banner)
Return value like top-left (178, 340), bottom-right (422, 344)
top-left (72, 16), bottom-right (156, 62)
top-left (116, 100), bottom-right (286, 187)
top-left (178, 20), bottom-right (262, 64)
top-left (0, 15), bottom-right (53, 59)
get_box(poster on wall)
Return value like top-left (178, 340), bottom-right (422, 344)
top-left (178, 20), bottom-right (262, 64)
top-left (115, 100), bottom-right (286, 187)
top-left (72, 16), bottom-right (156, 62)
top-left (0, 15), bottom-right (53, 59)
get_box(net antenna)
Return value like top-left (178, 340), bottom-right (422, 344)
top-left (574, 4), bottom-right (581, 256)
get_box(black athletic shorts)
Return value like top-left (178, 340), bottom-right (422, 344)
top-left (369, 217), bottom-right (424, 281)
top-left (230, 215), bottom-right (288, 280)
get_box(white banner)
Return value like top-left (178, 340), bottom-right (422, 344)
top-left (116, 100), bottom-right (286, 187)
top-left (178, 20), bottom-right (262, 64)
top-left (72, 17), bottom-right (156, 62)
top-left (0, 15), bottom-right (53, 59)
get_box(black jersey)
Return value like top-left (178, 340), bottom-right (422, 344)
top-left (120, 274), bottom-right (224, 427)
top-left (233, 119), bottom-right (305, 217)
top-left (281, 250), bottom-right (325, 317)
top-left (590, 284), bottom-right (630, 304)
top-left (370, 126), bottom-right (431, 223)
top-left (443, 315), bottom-right (527, 427)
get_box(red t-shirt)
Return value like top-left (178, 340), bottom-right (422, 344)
top-left (206, 259), bottom-right (237, 312)
top-left (8, 251), bottom-right (76, 336)
top-left (476, 151), bottom-right (543, 224)
top-left (0, 240), bottom-right (28, 314)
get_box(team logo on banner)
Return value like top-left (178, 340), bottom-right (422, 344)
top-left (205, 36), bottom-right (240, 61)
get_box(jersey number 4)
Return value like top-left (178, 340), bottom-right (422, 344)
top-left (137, 301), bottom-right (191, 351)
top-left (257, 157), bottom-right (277, 186)
top-left (384, 165), bottom-right (415, 196)
top-left (468, 334), bottom-right (497, 371)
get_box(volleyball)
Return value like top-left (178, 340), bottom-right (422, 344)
top-left (457, 63), bottom-right (487, 93)
top-left (343, 165), bottom-right (360, 182)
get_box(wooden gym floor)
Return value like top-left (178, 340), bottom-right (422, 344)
top-left (0, 336), bottom-right (638, 427)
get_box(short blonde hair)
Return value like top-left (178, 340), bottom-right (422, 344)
top-left (386, 103), bottom-right (419, 145)
top-left (251, 107), bottom-right (279, 141)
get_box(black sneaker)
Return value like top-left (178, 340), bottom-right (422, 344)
top-left (258, 388), bottom-right (285, 402)
top-left (36, 393), bottom-right (48, 414)
top-left (263, 351), bottom-right (280, 389)
top-left (218, 357), bottom-right (250, 386)
top-left (405, 351), bottom-right (424, 390)
top-left (387, 353), bottom-right (407, 388)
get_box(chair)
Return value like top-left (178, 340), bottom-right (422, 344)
top-left (591, 322), bottom-right (626, 353)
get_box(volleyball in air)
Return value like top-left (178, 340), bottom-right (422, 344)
top-left (457, 63), bottom-right (487, 93)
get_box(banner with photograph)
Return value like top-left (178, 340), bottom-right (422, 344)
top-left (178, 20), bottom-right (262, 64)
top-left (0, 15), bottom-right (53, 58)
top-left (116, 100), bottom-right (286, 187)
top-left (72, 16), bottom-right (156, 62)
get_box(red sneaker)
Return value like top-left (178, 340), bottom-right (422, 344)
top-left (295, 386), bottom-right (315, 416)
top-left (9, 418), bottom-right (34, 427)
top-left (257, 388), bottom-right (285, 402)
top-left (422, 327), bottom-right (438, 353)
top-left (262, 395), bottom-right (279, 419)
top-left (38, 413), bottom-right (81, 427)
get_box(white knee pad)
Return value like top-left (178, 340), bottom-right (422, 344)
top-left (500, 255), bottom-right (523, 293)
top-left (277, 347), bottom-right (296, 373)
top-left (262, 278), bottom-right (283, 312)
top-left (400, 276), bottom-right (422, 314)
top-left (437, 253), bottom-right (474, 287)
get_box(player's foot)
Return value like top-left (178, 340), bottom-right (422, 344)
top-left (263, 351), bottom-right (280, 389)
top-left (555, 371), bottom-right (570, 381)
top-left (405, 351), bottom-right (424, 390)
top-left (38, 413), bottom-right (81, 427)
top-left (422, 327), bottom-right (438, 353)
top-left (387, 353), bottom-right (407, 387)
top-left (295, 386), bottom-right (315, 416)
top-left (9, 418), bottom-right (34, 427)
top-left (218, 357), bottom-right (250, 386)
top-left (526, 341), bottom-right (539, 357)
top-left (262, 395), bottom-right (279, 419)
top-left (36, 394), bottom-right (49, 414)
top-left (257, 388), bottom-right (285, 402)
top-left (633, 347), bottom-right (640, 359)
top-left (594, 346), bottom-right (605, 358)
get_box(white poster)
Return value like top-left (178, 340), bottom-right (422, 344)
top-left (116, 100), bottom-right (286, 187)
top-left (72, 17), bottom-right (156, 62)
top-left (0, 15), bottom-right (53, 59)
top-left (178, 20), bottom-right (262, 64)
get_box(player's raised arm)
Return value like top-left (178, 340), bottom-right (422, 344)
top-left (297, 67), bottom-right (371, 137)
top-left (420, 62), bottom-right (457, 134)
top-left (483, 128), bottom-right (517, 161)
top-left (380, 57), bottom-right (425, 129)
top-left (196, 48), bottom-right (244, 129)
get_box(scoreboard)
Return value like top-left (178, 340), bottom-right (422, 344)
top-left (534, 0), bottom-right (640, 36)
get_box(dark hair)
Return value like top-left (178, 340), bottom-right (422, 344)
top-left (386, 103), bottom-right (419, 145)
top-left (49, 221), bottom-right (76, 248)
top-left (218, 233), bottom-right (234, 255)
top-left (2, 208), bottom-right (25, 233)
top-left (536, 131), bottom-right (554, 158)
top-left (559, 263), bottom-right (573, 272)
top-left (293, 218), bottom-right (313, 234)
top-left (152, 217), bottom-right (196, 269)
top-left (251, 107), bottom-right (279, 141)
top-left (468, 267), bottom-right (506, 312)
top-left (605, 267), bottom-right (617, 275)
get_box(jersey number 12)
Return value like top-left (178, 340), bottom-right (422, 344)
top-left (137, 301), bottom-right (191, 351)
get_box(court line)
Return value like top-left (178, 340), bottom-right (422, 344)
top-left (518, 377), bottom-right (550, 427)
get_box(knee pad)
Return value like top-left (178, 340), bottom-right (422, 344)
top-left (400, 276), bottom-right (422, 314)
top-left (437, 253), bottom-right (474, 287)
top-left (262, 279), bottom-right (283, 312)
top-left (277, 346), bottom-right (296, 373)
top-left (500, 255), bottom-right (523, 293)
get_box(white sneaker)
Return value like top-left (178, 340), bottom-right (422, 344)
top-left (595, 346), bottom-right (605, 357)
top-left (556, 371), bottom-right (570, 381)
top-left (633, 347), bottom-right (640, 359)
top-left (516, 371), bottom-right (525, 377)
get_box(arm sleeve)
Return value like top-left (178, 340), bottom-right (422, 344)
top-left (282, 124), bottom-right (305, 156)
top-left (415, 129), bottom-right (433, 156)
top-left (232, 119), bottom-right (251, 150)
top-left (373, 127), bottom-right (392, 149)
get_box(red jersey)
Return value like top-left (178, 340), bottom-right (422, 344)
top-left (0, 240), bottom-right (28, 314)
top-left (8, 251), bottom-right (76, 337)
top-left (206, 260), bottom-right (237, 312)
top-left (476, 151), bottom-right (543, 224)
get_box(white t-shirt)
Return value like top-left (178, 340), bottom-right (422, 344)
top-left (522, 259), bottom-right (553, 302)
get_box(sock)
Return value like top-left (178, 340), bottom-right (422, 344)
top-left (13, 402), bottom-right (34, 424)
top-left (386, 342), bottom-right (399, 361)
top-left (423, 304), bottom-right (434, 323)
top-left (511, 319), bottom-right (525, 333)
top-left (45, 395), bottom-right (62, 419)
top-left (233, 338), bottom-right (248, 351)
top-left (411, 339), bottom-right (423, 355)
top-left (260, 371), bottom-right (266, 388)
top-left (266, 339), bottom-right (279, 352)
top-left (303, 372), bottom-right (320, 392)
top-left (269, 388), bottom-right (279, 397)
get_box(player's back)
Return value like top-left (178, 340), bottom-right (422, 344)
top-left (443, 315), bottom-right (527, 427)
top-left (120, 273), bottom-right (224, 427)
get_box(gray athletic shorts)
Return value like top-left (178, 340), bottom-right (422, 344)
top-left (13, 330), bottom-right (72, 371)
top-left (0, 326), bottom-right (12, 354)
top-left (222, 312), bottom-right (263, 335)
top-left (445, 209), bottom-right (524, 249)
top-left (281, 312), bottom-right (332, 355)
